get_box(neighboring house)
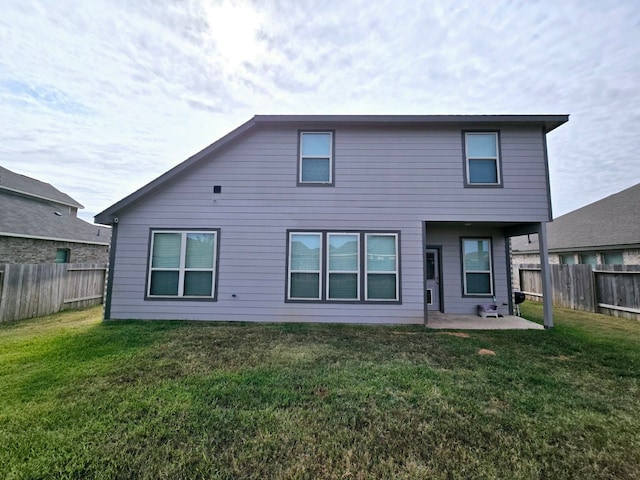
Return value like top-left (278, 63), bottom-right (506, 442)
top-left (95, 114), bottom-right (568, 326)
top-left (511, 182), bottom-right (640, 275)
top-left (0, 166), bottom-right (111, 264)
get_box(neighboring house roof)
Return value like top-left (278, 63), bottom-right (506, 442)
top-left (95, 114), bottom-right (569, 224)
top-left (0, 166), bottom-right (110, 245)
top-left (0, 165), bottom-right (84, 209)
top-left (512, 182), bottom-right (640, 254)
top-left (1, 193), bottom-right (110, 245)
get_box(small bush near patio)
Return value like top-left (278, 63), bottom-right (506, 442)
top-left (1, 304), bottom-right (639, 479)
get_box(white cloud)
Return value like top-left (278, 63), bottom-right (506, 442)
top-left (0, 0), bottom-right (639, 222)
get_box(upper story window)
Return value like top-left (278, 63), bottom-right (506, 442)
top-left (299, 131), bottom-right (334, 185)
top-left (464, 132), bottom-right (501, 186)
top-left (147, 230), bottom-right (219, 299)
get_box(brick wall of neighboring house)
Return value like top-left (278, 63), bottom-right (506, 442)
top-left (513, 249), bottom-right (640, 267)
top-left (0, 236), bottom-right (109, 264)
top-left (511, 253), bottom-right (542, 265)
top-left (624, 249), bottom-right (640, 264)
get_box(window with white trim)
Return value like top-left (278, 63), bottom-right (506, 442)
top-left (299, 131), bottom-right (333, 184)
top-left (288, 233), bottom-right (322, 300)
top-left (462, 238), bottom-right (493, 296)
top-left (287, 231), bottom-right (399, 302)
top-left (327, 233), bottom-right (360, 300)
top-left (365, 234), bottom-right (399, 300)
top-left (148, 230), bottom-right (218, 298)
top-left (464, 132), bottom-right (501, 185)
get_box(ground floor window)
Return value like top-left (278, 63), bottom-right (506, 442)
top-left (287, 231), bottom-right (399, 302)
top-left (147, 230), bottom-right (219, 299)
top-left (461, 237), bottom-right (493, 296)
top-left (603, 251), bottom-right (623, 265)
top-left (579, 253), bottom-right (597, 267)
top-left (574, 251), bottom-right (624, 266)
top-left (55, 248), bottom-right (70, 263)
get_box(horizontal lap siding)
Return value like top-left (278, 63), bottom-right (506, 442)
top-left (111, 218), bottom-right (424, 323)
top-left (109, 124), bottom-right (549, 322)
top-left (427, 224), bottom-right (509, 315)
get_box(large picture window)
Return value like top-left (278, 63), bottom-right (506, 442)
top-left (462, 238), bottom-right (493, 296)
top-left (464, 132), bottom-right (501, 186)
top-left (299, 131), bottom-right (333, 185)
top-left (148, 230), bottom-right (219, 299)
top-left (287, 231), bottom-right (399, 303)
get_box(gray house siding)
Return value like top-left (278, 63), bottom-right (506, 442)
top-left (106, 122), bottom-right (553, 322)
top-left (425, 224), bottom-right (509, 314)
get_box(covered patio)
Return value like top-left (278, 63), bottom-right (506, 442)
top-left (424, 220), bottom-right (554, 329)
top-left (426, 311), bottom-right (544, 330)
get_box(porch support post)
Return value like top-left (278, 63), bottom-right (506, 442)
top-left (422, 221), bottom-right (428, 326)
top-left (537, 222), bottom-right (554, 328)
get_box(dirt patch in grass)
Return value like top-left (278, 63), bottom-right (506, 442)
top-left (436, 332), bottom-right (470, 338)
top-left (478, 348), bottom-right (496, 356)
top-left (549, 355), bottom-right (572, 361)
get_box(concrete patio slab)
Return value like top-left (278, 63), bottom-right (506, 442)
top-left (426, 312), bottom-right (544, 330)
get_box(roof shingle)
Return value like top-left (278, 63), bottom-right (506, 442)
top-left (512, 182), bottom-right (640, 253)
top-left (0, 165), bottom-right (83, 208)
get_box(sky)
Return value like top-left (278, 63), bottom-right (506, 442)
top-left (1, 0), bottom-right (639, 224)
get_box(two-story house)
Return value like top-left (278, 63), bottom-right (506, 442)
top-left (95, 115), bottom-right (568, 327)
top-left (1, 165), bottom-right (111, 264)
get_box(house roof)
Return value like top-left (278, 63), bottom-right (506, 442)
top-left (95, 114), bottom-right (569, 225)
top-left (1, 192), bottom-right (111, 245)
top-left (512, 182), bottom-right (640, 254)
top-left (0, 165), bottom-right (84, 209)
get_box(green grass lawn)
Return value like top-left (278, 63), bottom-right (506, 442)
top-left (1, 304), bottom-right (639, 480)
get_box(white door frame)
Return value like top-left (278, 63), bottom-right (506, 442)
top-left (425, 246), bottom-right (442, 312)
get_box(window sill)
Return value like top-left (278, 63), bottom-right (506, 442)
top-left (285, 299), bottom-right (401, 305)
top-left (464, 183), bottom-right (503, 188)
top-left (297, 182), bottom-right (335, 187)
top-left (145, 296), bottom-right (218, 302)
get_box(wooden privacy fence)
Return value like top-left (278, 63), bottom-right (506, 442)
top-left (518, 264), bottom-right (640, 320)
top-left (0, 263), bottom-right (107, 323)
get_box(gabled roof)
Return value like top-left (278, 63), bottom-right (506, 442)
top-left (0, 165), bottom-right (84, 209)
top-left (512, 182), bottom-right (640, 253)
top-left (95, 114), bottom-right (569, 225)
top-left (0, 193), bottom-right (110, 245)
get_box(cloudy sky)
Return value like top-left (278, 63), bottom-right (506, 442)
top-left (1, 0), bottom-right (638, 223)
